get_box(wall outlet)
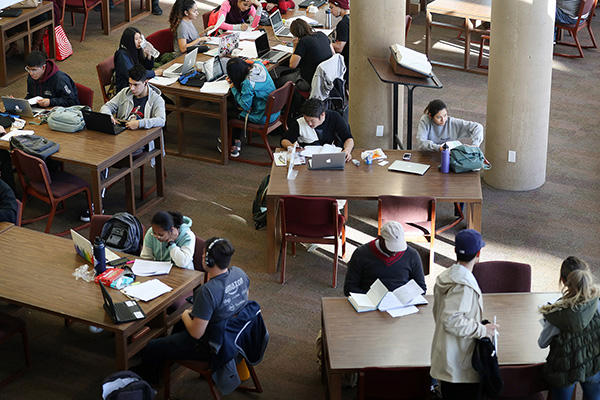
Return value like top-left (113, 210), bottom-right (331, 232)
top-left (508, 150), bottom-right (516, 163)
top-left (376, 125), bottom-right (384, 137)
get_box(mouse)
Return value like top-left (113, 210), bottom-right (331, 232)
top-left (231, 48), bottom-right (242, 57)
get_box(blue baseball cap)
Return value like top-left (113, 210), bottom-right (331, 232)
top-left (455, 229), bottom-right (485, 255)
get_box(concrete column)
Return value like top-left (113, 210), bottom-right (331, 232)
top-left (484, 0), bottom-right (554, 190)
top-left (349, 0), bottom-right (406, 149)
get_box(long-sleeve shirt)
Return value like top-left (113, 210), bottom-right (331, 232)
top-left (216, 0), bottom-right (261, 31)
top-left (417, 114), bottom-right (484, 152)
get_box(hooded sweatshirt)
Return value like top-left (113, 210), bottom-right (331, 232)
top-left (100, 83), bottom-right (165, 129)
top-left (230, 61), bottom-right (279, 124)
top-left (26, 60), bottom-right (79, 107)
top-left (140, 216), bottom-right (196, 270)
top-left (416, 114), bottom-right (484, 152)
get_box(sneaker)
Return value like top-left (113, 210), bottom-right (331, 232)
top-left (230, 140), bottom-right (242, 158)
top-left (80, 205), bottom-right (104, 222)
top-left (89, 325), bottom-right (104, 333)
top-left (152, 3), bottom-right (163, 15)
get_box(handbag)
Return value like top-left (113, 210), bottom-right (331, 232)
top-left (12, 0), bottom-right (40, 8)
top-left (43, 25), bottom-right (73, 61)
top-left (449, 145), bottom-right (491, 173)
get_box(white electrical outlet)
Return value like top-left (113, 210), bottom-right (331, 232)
top-left (376, 125), bottom-right (384, 137)
top-left (508, 150), bottom-right (516, 163)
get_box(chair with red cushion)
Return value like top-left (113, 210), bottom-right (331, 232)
top-left (357, 367), bottom-right (431, 400)
top-left (147, 28), bottom-right (174, 56)
top-left (0, 312), bottom-right (31, 388)
top-left (555, 0), bottom-right (598, 58)
top-left (96, 55), bottom-right (115, 103)
top-left (75, 82), bottom-right (93, 108)
top-left (61, 0), bottom-right (104, 42)
top-left (472, 261), bottom-right (532, 293)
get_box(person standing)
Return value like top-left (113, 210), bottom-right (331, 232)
top-left (329, 0), bottom-right (349, 81)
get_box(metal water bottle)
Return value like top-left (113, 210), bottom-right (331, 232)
top-left (440, 143), bottom-right (450, 173)
top-left (325, 8), bottom-right (332, 29)
top-left (93, 237), bottom-right (107, 275)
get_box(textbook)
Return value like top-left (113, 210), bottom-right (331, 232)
top-left (348, 279), bottom-right (389, 312)
top-left (348, 279), bottom-right (427, 316)
top-left (389, 44), bottom-right (433, 77)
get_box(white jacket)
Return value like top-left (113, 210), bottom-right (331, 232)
top-left (430, 263), bottom-right (487, 383)
top-left (310, 53), bottom-right (346, 100)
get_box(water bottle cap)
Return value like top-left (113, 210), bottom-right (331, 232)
top-left (94, 236), bottom-right (104, 245)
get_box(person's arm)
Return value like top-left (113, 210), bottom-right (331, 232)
top-left (136, 93), bottom-right (165, 129)
top-left (99, 90), bottom-right (122, 117)
top-left (281, 118), bottom-right (300, 148)
top-left (289, 36), bottom-right (303, 68)
top-left (342, 138), bottom-right (354, 162)
top-left (441, 285), bottom-right (488, 339)
top-left (0, 181), bottom-right (17, 224)
top-left (331, 112), bottom-right (353, 161)
top-left (538, 317), bottom-right (560, 348)
top-left (417, 114), bottom-right (440, 152)
top-left (168, 230), bottom-right (196, 269)
top-left (231, 80), bottom-right (254, 111)
top-left (249, 2), bottom-right (262, 28)
top-left (48, 75), bottom-right (79, 107)
top-left (343, 251), bottom-right (364, 296)
top-left (182, 309), bottom-right (209, 339)
top-left (332, 40), bottom-right (346, 53)
top-left (216, 1), bottom-right (239, 31)
top-left (410, 251), bottom-right (427, 293)
top-left (447, 117), bottom-right (484, 147)
top-left (333, 18), bottom-right (348, 54)
top-left (139, 231), bottom-right (155, 260)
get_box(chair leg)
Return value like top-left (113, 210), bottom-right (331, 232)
top-left (332, 237), bottom-right (338, 288)
top-left (45, 203), bottom-right (57, 233)
top-left (139, 164), bottom-right (146, 200)
top-left (70, 12), bottom-right (75, 27)
top-left (80, 11), bottom-right (89, 42)
top-left (291, 242), bottom-right (296, 256)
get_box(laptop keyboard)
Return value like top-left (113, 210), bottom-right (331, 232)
top-left (114, 303), bottom-right (135, 321)
top-left (277, 27), bottom-right (291, 36)
top-left (172, 64), bottom-right (183, 74)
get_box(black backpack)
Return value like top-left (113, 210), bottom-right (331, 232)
top-left (10, 134), bottom-right (60, 160)
top-left (472, 336), bottom-right (504, 398)
top-left (252, 174), bottom-right (270, 230)
top-left (100, 212), bottom-right (144, 255)
top-left (102, 371), bottom-right (155, 400)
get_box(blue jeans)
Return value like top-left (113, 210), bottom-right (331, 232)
top-left (555, 7), bottom-right (584, 40)
top-left (552, 371), bottom-right (600, 400)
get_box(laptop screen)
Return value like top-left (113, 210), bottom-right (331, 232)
top-left (270, 10), bottom-right (283, 30)
top-left (255, 33), bottom-right (270, 57)
top-left (204, 56), bottom-right (225, 82)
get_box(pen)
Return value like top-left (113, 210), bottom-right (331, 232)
top-left (126, 260), bottom-right (135, 264)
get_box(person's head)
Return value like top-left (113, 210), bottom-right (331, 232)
top-left (379, 221), bottom-right (407, 254)
top-left (559, 256), bottom-right (599, 305)
top-left (226, 57), bottom-right (251, 91)
top-left (290, 19), bottom-right (314, 38)
top-left (425, 99), bottom-right (448, 126)
top-left (455, 229), bottom-right (485, 263)
top-left (150, 211), bottom-right (184, 242)
top-left (169, 0), bottom-right (199, 33)
top-left (128, 64), bottom-right (149, 97)
top-left (236, 0), bottom-right (253, 12)
top-left (328, 0), bottom-right (349, 17)
top-left (204, 237), bottom-right (235, 270)
top-left (119, 27), bottom-right (144, 63)
top-left (300, 98), bottom-right (327, 129)
top-left (26, 51), bottom-right (48, 81)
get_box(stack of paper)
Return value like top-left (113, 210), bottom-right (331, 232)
top-left (131, 259), bottom-right (172, 276)
top-left (122, 279), bottom-right (172, 302)
top-left (300, 144), bottom-right (342, 157)
top-left (390, 44), bottom-right (433, 77)
top-left (348, 279), bottom-right (427, 318)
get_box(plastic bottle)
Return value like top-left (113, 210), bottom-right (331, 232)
top-left (140, 35), bottom-right (160, 59)
top-left (325, 9), bottom-right (332, 29)
top-left (440, 143), bottom-right (450, 173)
top-left (93, 237), bottom-right (107, 275)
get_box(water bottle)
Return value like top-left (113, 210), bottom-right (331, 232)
top-left (440, 143), bottom-right (450, 173)
top-left (140, 35), bottom-right (160, 59)
top-left (325, 9), bottom-right (332, 29)
top-left (93, 237), bottom-right (107, 275)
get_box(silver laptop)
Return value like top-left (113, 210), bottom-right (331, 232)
top-left (203, 56), bottom-right (227, 82)
top-left (308, 152), bottom-right (345, 170)
top-left (255, 33), bottom-right (287, 63)
top-left (388, 160), bottom-right (430, 175)
top-left (2, 96), bottom-right (44, 117)
top-left (269, 10), bottom-right (293, 38)
top-left (218, 32), bottom-right (240, 57)
top-left (163, 47), bottom-right (198, 78)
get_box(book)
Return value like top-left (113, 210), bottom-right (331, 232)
top-left (389, 44), bottom-right (433, 77)
top-left (348, 279), bottom-right (428, 317)
top-left (378, 279), bottom-right (428, 313)
top-left (348, 279), bottom-right (389, 312)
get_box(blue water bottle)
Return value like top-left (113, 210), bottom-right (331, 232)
top-left (93, 237), bottom-right (107, 275)
top-left (440, 143), bottom-right (450, 173)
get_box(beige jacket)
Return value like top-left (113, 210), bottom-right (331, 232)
top-left (430, 263), bottom-right (487, 383)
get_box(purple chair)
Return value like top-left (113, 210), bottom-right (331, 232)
top-left (147, 28), bottom-right (174, 56)
top-left (15, 199), bottom-right (22, 226)
top-left (0, 312), bottom-right (31, 388)
top-left (75, 82), bottom-right (94, 108)
top-left (472, 261), bottom-right (532, 293)
top-left (357, 367), bottom-right (431, 400)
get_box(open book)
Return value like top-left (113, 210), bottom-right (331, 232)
top-left (348, 279), bottom-right (389, 312)
top-left (348, 279), bottom-right (427, 316)
top-left (390, 44), bottom-right (433, 77)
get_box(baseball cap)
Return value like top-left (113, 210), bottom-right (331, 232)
top-left (329, 0), bottom-right (349, 9)
top-left (380, 221), bottom-right (407, 252)
top-left (455, 229), bottom-right (485, 255)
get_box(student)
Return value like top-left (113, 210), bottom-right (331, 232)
top-left (0, 179), bottom-right (17, 224)
top-left (329, 0), bottom-right (349, 81)
top-left (344, 221), bottom-right (426, 296)
top-left (225, 57), bottom-right (279, 158)
top-left (281, 98), bottom-right (354, 161)
top-left (538, 256), bottom-right (600, 400)
top-left (169, 0), bottom-right (210, 58)
top-left (212, 0), bottom-right (263, 31)
top-left (25, 51), bottom-right (78, 107)
top-left (416, 99), bottom-right (484, 152)
top-left (263, 0), bottom-right (295, 14)
top-left (114, 27), bottom-right (156, 93)
top-left (140, 211), bottom-right (196, 270)
top-left (430, 229), bottom-right (499, 400)
top-left (556, 0), bottom-right (587, 27)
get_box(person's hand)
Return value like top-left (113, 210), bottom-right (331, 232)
top-left (125, 119), bottom-right (140, 130)
top-left (155, 69), bottom-right (163, 77)
top-left (343, 149), bottom-right (352, 162)
top-left (110, 116), bottom-right (118, 125)
top-left (169, 227), bottom-right (180, 243)
top-left (484, 323), bottom-right (499, 339)
top-left (37, 98), bottom-right (50, 107)
top-left (292, 37), bottom-right (299, 45)
top-left (0, 126), bottom-right (5, 134)
top-left (265, 3), bottom-right (275, 11)
top-left (240, 23), bottom-right (249, 31)
top-left (251, 0), bottom-right (261, 6)
top-left (201, 25), bottom-right (215, 36)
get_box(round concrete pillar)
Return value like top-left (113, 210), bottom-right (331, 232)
top-left (484, 0), bottom-right (555, 190)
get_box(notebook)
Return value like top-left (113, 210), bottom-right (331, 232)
top-left (307, 152), bottom-right (345, 170)
top-left (387, 160), bottom-right (430, 175)
top-left (71, 229), bottom-right (120, 264)
top-left (269, 10), bottom-right (294, 38)
top-left (297, 0), bottom-right (326, 8)
top-left (254, 32), bottom-right (287, 63)
top-left (82, 110), bottom-right (126, 135)
top-left (162, 47), bottom-right (198, 78)
top-left (2, 96), bottom-right (44, 117)
top-left (100, 283), bottom-right (146, 324)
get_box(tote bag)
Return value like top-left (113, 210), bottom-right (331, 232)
top-left (43, 25), bottom-right (73, 61)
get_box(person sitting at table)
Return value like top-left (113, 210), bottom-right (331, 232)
top-left (430, 229), bottom-right (498, 400)
top-left (281, 98), bottom-right (354, 161)
top-left (416, 99), bottom-right (484, 152)
top-left (538, 256), bottom-right (600, 400)
top-left (262, 0), bottom-right (296, 14)
top-left (0, 179), bottom-right (17, 224)
top-left (169, 0), bottom-right (211, 58)
top-left (114, 27), bottom-right (156, 93)
top-left (329, 0), bottom-right (350, 82)
top-left (225, 57), bottom-right (279, 158)
top-left (209, 0), bottom-right (263, 32)
top-left (141, 211), bottom-right (196, 269)
top-left (343, 221), bottom-right (426, 296)
top-left (25, 51), bottom-right (79, 108)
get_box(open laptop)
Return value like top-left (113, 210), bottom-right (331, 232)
top-left (162, 47), bottom-right (198, 78)
top-left (218, 32), bottom-right (240, 56)
top-left (100, 283), bottom-right (146, 324)
top-left (387, 160), bottom-right (430, 176)
top-left (82, 110), bottom-right (126, 135)
top-left (2, 96), bottom-right (44, 117)
top-left (203, 56), bottom-right (227, 82)
top-left (298, 0), bottom-right (326, 8)
top-left (269, 10), bottom-right (293, 38)
top-left (71, 229), bottom-right (120, 264)
top-left (308, 152), bottom-right (345, 170)
top-left (255, 32), bottom-right (287, 63)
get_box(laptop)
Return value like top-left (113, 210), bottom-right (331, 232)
top-left (100, 283), bottom-right (146, 324)
top-left (308, 152), bottom-right (345, 170)
top-left (387, 160), bottom-right (431, 176)
top-left (71, 229), bottom-right (120, 265)
top-left (255, 33), bottom-right (287, 63)
top-left (162, 47), bottom-right (198, 78)
top-left (82, 110), bottom-right (127, 135)
top-left (269, 10), bottom-right (293, 38)
top-left (203, 56), bottom-right (227, 82)
top-left (2, 96), bottom-right (44, 117)
top-left (218, 32), bottom-right (240, 57)
top-left (297, 0), bottom-right (326, 8)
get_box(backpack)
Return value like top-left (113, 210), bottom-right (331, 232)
top-left (252, 174), bottom-right (270, 230)
top-left (102, 371), bottom-right (155, 400)
top-left (10, 134), bottom-right (59, 160)
top-left (449, 145), bottom-right (491, 173)
top-left (47, 105), bottom-right (89, 133)
top-left (472, 336), bottom-right (504, 398)
top-left (100, 212), bottom-right (144, 255)
top-left (178, 70), bottom-right (205, 88)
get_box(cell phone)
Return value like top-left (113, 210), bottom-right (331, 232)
top-left (108, 257), bottom-right (129, 266)
top-left (403, 153), bottom-right (412, 161)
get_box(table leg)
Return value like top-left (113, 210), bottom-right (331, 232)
top-left (466, 201), bottom-right (482, 232)
top-left (406, 85), bottom-right (416, 150)
top-left (125, 0), bottom-right (132, 21)
top-left (392, 83), bottom-right (401, 149)
top-left (115, 331), bottom-right (129, 370)
top-left (102, 0), bottom-right (110, 35)
top-left (221, 95), bottom-right (229, 165)
top-left (177, 96), bottom-right (184, 155)
top-left (266, 196), bottom-right (279, 274)
top-left (156, 132), bottom-right (165, 197)
top-left (425, 10), bottom-right (432, 59)
top-left (91, 168), bottom-right (103, 215)
top-left (464, 18), bottom-right (473, 70)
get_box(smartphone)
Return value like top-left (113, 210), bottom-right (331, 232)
top-left (108, 257), bottom-right (129, 266)
top-left (403, 153), bottom-right (412, 161)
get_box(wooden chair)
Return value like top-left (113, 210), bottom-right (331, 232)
top-left (146, 28), bottom-right (174, 55)
top-left (378, 196), bottom-right (436, 275)
top-left (227, 81), bottom-right (295, 166)
top-left (405, 14), bottom-right (412, 40)
top-left (15, 199), bottom-right (22, 226)
top-left (202, 10), bottom-right (212, 29)
top-left (12, 149), bottom-right (93, 236)
top-left (472, 261), bottom-right (532, 294)
top-left (478, 34), bottom-right (490, 69)
top-left (357, 367), bottom-right (431, 400)
top-left (75, 82), bottom-right (94, 108)
top-left (554, 0), bottom-right (598, 58)
top-left (279, 195), bottom-right (346, 287)
top-left (96, 55), bottom-right (115, 103)
top-left (61, 0), bottom-right (104, 42)
top-left (0, 312), bottom-right (31, 388)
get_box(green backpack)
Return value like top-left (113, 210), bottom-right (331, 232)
top-left (47, 105), bottom-right (89, 133)
top-left (449, 145), bottom-right (491, 173)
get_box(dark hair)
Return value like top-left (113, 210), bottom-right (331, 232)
top-left (169, 0), bottom-right (197, 34)
top-left (290, 19), bottom-right (314, 38)
top-left (300, 98), bottom-right (327, 118)
top-left (226, 58), bottom-right (251, 91)
top-left (424, 99), bottom-right (447, 117)
top-left (119, 27), bottom-right (145, 65)
top-left (27, 51), bottom-right (47, 67)
top-left (456, 252), bottom-right (478, 262)
top-left (128, 64), bottom-right (148, 82)
top-left (206, 237), bottom-right (235, 269)
top-left (151, 211), bottom-right (184, 230)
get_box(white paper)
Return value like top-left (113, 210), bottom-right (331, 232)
top-left (272, 44), bottom-right (294, 53)
top-left (300, 144), bottom-right (342, 158)
top-left (286, 15), bottom-right (318, 25)
top-left (205, 37), bottom-right (221, 45)
top-left (387, 305), bottom-right (419, 318)
top-left (28, 96), bottom-right (43, 105)
top-left (200, 81), bottom-right (231, 94)
top-left (150, 76), bottom-right (179, 86)
top-left (314, 28), bottom-right (334, 37)
top-left (207, 14), bottom-right (226, 36)
top-left (377, 279), bottom-right (427, 311)
top-left (122, 279), bottom-right (172, 302)
top-left (131, 259), bottom-right (172, 276)
top-left (0, 130), bottom-right (35, 141)
top-left (287, 142), bottom-right (298, 180)
top-left (236, 41), bottom-right (258, 58)
top-left (236, 30), bottom-right (263, 40)
top-left (205, 48), bottom-right (219, 57)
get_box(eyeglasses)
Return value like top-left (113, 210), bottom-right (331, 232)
top-left (150, 230), bottom-right (169, 240)
top-left (24, 66), bottom-right (43, 74)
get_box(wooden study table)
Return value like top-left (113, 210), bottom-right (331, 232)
top-left (101, 0), bottom-right (152, 36)
top-left (322, 292), bottom-right (557, 400)
top-left (0, 122), bottom-right (164, 216)
top-left (0, 225), bottom-right (203, 369)
top-left (0, 221), bottom-right (13, 234)
top-left (266, 150), bottom-right (483, 274)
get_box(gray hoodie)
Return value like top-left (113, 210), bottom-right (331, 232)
top-left (100, 83), bottom-right (165, 130)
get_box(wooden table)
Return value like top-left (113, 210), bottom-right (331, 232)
top-left (101, 0), bottom-right (151, 36)
top-left (266, 150), bottom-right (483, 274)
top-left (426, 0), bottom-right (491, 73)
top-left (0, 122), bottom-right (164, 216)
top-left (0, 221), bottom-right (14, 234)
top-left (0, 225), bottom-right (203, 369)
top-left (322, 292), bottom-right (557, 400)
top-left (0, 1), bottom-right (56, 87)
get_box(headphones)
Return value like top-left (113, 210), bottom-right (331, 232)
top-left (205, 238), bottom-right (225, 268)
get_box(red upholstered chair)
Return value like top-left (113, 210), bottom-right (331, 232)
top-left (472, 261), bottom-right (532, 293)
top-left (478, 34), bottom-right (490, 69)
top-left (554, 0), bottom-right (598, 58)
top-left (357, 367), bottom-right (431, 400)
top-left (75, 82), bottom-right (94, 108)
top-left (495, 364), bottom-right (550, 400)
top-left (12, 149), bottom-right (93, 236)
top-left (61, 0), bottom-right (104, 42)
top-left (96, 55), bottom-right (115, 103)
top-left (279, 196), bottom-right (346, 287)
top-left (378, 196), bottom-right (436, 275)
top-left (147, 28), bottom-right (174, 56)
top-left (202, 10), bottom-right (212, 29)
top-left (228, 81), bottom-right (295, 166)
top-left (0, 312), bottom-right (31, 388)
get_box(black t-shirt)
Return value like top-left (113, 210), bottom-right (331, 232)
top-left (281, 110), bottom-right (352, 146)
top-left (293, 31), bottom-right (333, 83)
top-left (130, 96), bottom-right (148, 120)
top-left (336, 14), bottom-right (349, 74)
